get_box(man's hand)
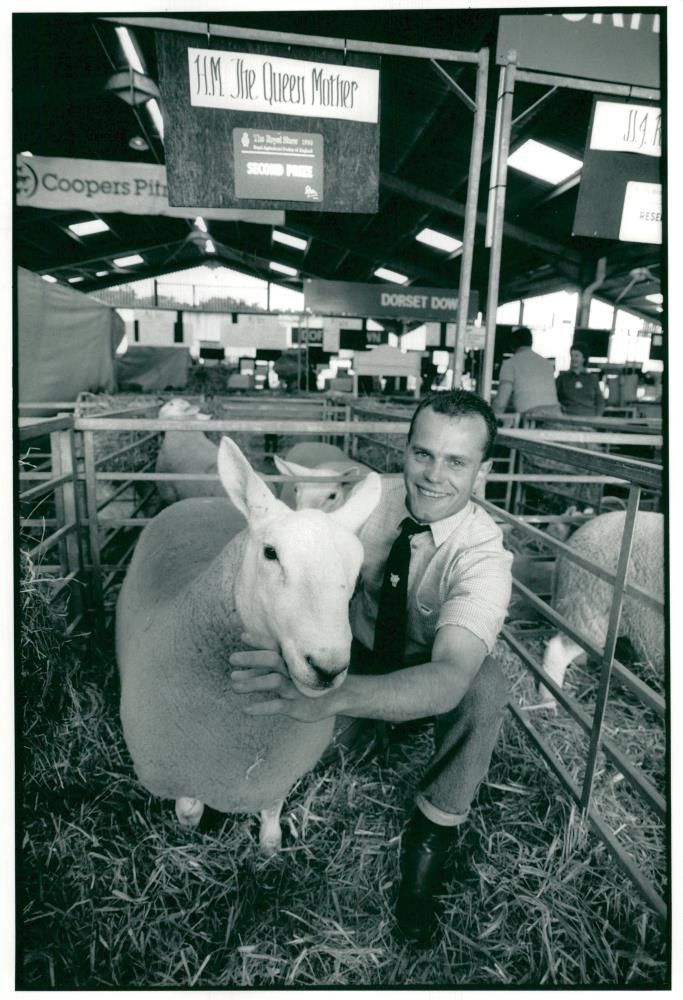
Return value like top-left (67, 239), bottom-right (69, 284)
top-left (229, 633), bottom-right (338, 723)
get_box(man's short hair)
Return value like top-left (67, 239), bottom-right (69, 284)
top-left (509, 325), bottom-right (533, 351)
top-left (407, 390), bottom-right (498, 460)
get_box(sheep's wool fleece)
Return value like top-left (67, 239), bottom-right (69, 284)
top-left (155, 431), bottom-right (223, 504)
top-left (554, 510), bottom-right (664, 668)
top-left (116, 497), bottom-right (334, 814)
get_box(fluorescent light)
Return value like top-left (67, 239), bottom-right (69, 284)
top-left (194, 216), bottom-right (208, 233)
top-left (374, 266), bottom-right (409, 284)
top-left (113, 254), bottom-right (144, 267)
top-left (68, 218), bottom-right (110, 237)
top-left (508, 139), bottom-right (583, 184)
top-left (205, 239), bottom-right (216, 254)
top-left (96, 270), bottom-right (109, 277)
top-left (269, 261), bottom-right (298, 277)
top-left (115, 26), bottom-right (145, 73)
top-left (147, 98), bottom-right (164, 140)
top-left (273, 230), bottom-right (308, 252)
top-left (415, 228), bottom-right (462, 253)
top-left (646, 293), bottom-right (663, 305)
top-left (41, 274), bottom-right (58, 283)
top-left (68, 276), bottom-right (84, 284)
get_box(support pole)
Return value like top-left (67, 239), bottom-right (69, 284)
top-left (580, 484), bottom-right (641, 812)
top-left (449, 48), bottom-right (489, 392)
top-left (482, 56), bottom-right (517, 402)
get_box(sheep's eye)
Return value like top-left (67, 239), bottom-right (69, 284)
top-left (263, 545), bottom-right (278, 561)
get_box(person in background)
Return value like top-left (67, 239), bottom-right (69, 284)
top-left (556, 345), bottom-right (605, 416)
top-left (491, 325), bottom-right (562, 420)
top-left (229, 391), bottom-right (513, 947)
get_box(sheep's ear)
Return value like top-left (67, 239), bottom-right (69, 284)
top-left (273, 455), bottom-right (307, 478)
top-left (218, 438), bottom-right (283, 520)
top-left (330, 471), bottom-right (381, 534)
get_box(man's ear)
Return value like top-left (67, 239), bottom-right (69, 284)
top-left (473, 459), bottom-right (492, 497)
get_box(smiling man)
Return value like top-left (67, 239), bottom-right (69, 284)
top-left (230, 390), bottom-right (513, 946)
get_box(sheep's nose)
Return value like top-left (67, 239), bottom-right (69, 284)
top-left (305, 655), bottom-right (347, 687)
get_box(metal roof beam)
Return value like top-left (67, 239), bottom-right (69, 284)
top-left (380, 173), bottom-right (582, 264)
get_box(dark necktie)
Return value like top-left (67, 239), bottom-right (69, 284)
top-left (373, 517), bottom-right (430, 673)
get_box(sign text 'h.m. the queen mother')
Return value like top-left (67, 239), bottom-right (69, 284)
top-left (188, 48), bottom-right (379, 124)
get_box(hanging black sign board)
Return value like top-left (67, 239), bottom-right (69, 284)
top-left (155, 31), bottom-right (380, 212)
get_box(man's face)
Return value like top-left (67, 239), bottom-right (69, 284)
top-left (570, 349), bottom-right (585, 373)
top-left (403, 408), bottom-right (491, 523)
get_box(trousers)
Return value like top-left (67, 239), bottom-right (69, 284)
top-left (330, 639), bottom-right (510, 823)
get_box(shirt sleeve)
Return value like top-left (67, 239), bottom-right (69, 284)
top-left (498, 357), bottom-right (515, 384)
top-left (555, 372), bottom-right (568, 406)
top-left (436, 535), bottom-right (513, 653)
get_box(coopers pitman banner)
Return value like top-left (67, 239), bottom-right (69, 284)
top-left (304, 279), bottom-right (478, 322)
top-left (496, 12), bottom-right (660, 89)
top-left (15, 155), bottom-right (285, 224)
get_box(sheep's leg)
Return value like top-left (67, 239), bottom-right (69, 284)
top-left (259, 802), bottom-right (284, 856)
top-left (175, 796), bottom-right (205, 828)
top-left (538, 633), bottom-right (583, 707)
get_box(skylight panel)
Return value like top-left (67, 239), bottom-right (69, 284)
top-left (508, 139), bottom-right (582, 185)
top-left (147, 99), bottom-right (164, 140)
top-left (115, 26), bottom-right (145, 74)
top-left (374, 267), bottom-right (409, 284)
top-left (205, 240), bottom-right (216, 254)
top-left (269, 261), bottom-right (298, 277)
top-left (415, 228), bottom-right (462, 253)
top-left (194, 217), bottom-right (208, 232)
top-left (68, 218), bottom-right (110, 237)
top-left (113, 254), bottom-right (144, 267)
top-left (646, 293), bottom-right (663, 304)
top-left (273, 230), bottom-right (308, 252)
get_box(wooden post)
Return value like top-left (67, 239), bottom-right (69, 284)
top-left (51, 426), bottom-right (84, 621)
top-left (82, 430), bottom-right (104, 623)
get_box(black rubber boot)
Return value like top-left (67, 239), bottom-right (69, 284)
top-left (394, 810), bottom-right (457, 947)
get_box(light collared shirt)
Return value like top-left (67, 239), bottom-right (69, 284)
top-left (350, 477), bottom-right (513, 660)
top-left (498, 348), bottom-right (559, 414)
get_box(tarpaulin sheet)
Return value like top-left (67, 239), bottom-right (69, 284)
top-left (18, 267), bottom-right (124, 402)
top-left (115, 345), bottom-right (190, 390)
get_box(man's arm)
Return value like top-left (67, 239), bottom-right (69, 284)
top-left (594, 377), bottom-right (606, 414)
top-left (229, 624), bottom-right (488, 724)
top-left (491, 379), bottom-right (513, 416)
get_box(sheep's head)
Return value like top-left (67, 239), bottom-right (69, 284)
top-left (273, 455), bottom-right (362, 513)
top-left (218, 438), bottom-right (381, 697)
top-left (159, 397), bottom-right (210, 420)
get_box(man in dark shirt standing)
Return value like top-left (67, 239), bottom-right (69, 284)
top-left (556, 346), bottom-right (605, 416)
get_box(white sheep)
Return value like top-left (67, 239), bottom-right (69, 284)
top-left (274, 441), bottom-right (368, 513)
top-left (155, 397), bottom-right (222, 505)
top-left (540, 510), bottom-right (664, 705)
top-left (116, 437), bottom-right (381, 853)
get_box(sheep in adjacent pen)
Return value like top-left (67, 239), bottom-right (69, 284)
top-left (274, 441), bottom-right (369, 513)
top-left (116, 437), bottom-right (381, 853)
top-left (154, 397), bottom-right (222, 505)
top-left (539, 510), bottom-right (664, 705)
